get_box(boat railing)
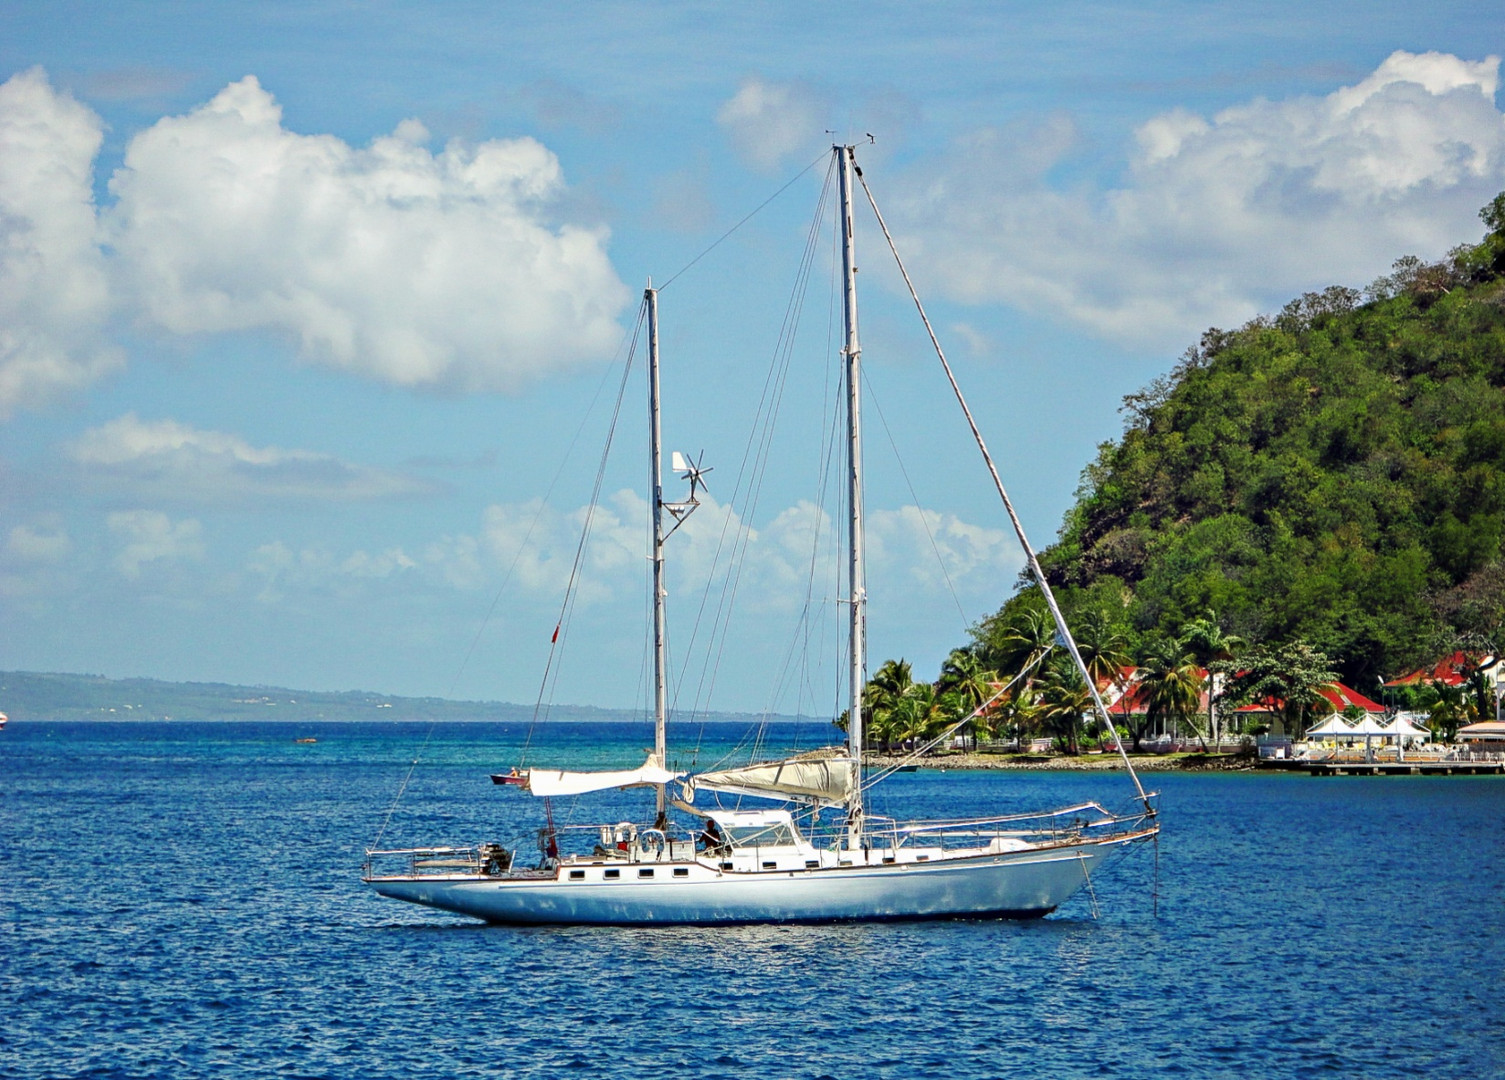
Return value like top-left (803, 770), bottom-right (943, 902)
top-left (795, 799), bottom-right (1157, 854)
top-left (363, 843), bottom-right (515, 880)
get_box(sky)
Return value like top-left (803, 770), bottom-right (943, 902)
top-left (2, 2), bottom-right (1503, 718)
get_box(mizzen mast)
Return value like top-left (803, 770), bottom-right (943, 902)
top-left (647, 284), bottom-right (669, 826)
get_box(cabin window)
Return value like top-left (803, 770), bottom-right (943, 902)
top-left (805, 859), bottom-right (819, 868)
top-left (719, 861), bottom-right (734, 871)
top-left (761, 861), bottom-right (777, 870)
top-left (568, 869), bottom-right (585, 880)
top-left (916, 855), bottom-right (930, 862)
top-left (638, 868), bottom-right (654, 878)
top-left (673, 867), bottom-right (689, 877)
top-left (604, 869), bottom-right (620, 880)
top-left (882, 855), bottom-right (896, 864)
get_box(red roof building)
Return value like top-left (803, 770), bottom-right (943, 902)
top-left (1384, 650), bottom-right (1486, 688)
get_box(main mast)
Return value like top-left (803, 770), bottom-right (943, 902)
top-left (647, 285), bottom-right (668, 826)
top-left (838, 146), bottom-right (865, 842)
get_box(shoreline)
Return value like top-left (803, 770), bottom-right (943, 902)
top-left (867, 751), bottom-right (1258, 772)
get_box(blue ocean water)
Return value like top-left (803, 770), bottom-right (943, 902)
top-left (2, 720), bottom-right (1502, 1079)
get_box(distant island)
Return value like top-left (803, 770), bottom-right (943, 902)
top-left (0, 670), bottom-right (803, 726)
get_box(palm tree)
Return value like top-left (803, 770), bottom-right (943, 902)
top-left (1137, 638), bottom-right (1203, 749)
top-left (1036, 660), bottom-right (1091, 754)
top-left (978, 607), bottom-right (1055, 690)
top-left (1072, 612), bottom-right (1131, 749)
top-left (863, 659), bottom-right (915, 752)
top-left (1180, 614), bottom-right (1243, 750)
top-left (892, 681), bottom-right (945, 748)
top-left (936, 647), bottom-right (1000, 749)
top-left (1423, 679), bottom-right (1476, 742)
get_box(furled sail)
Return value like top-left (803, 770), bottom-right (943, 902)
top-left (684, 754), bottom-right (857, 806)
top-left (522, 755), bottom-right (682, 798)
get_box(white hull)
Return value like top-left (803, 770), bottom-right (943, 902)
top-left (367, 835), bottom-right (1136, 926)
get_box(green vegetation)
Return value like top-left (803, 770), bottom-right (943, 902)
top-left (857, 192), bottom-right (1505, 753)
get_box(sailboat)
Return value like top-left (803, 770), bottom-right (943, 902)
top-left (363, 145), bottom-right (1159, 924)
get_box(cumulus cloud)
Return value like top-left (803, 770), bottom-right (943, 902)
top-left (0, 68), bottom-right (631, 415)
top-left (108, 509), bottom-right (204, 578)
top-left (103, 76), bottom-right (630, 391)
top-left (419, 488), bottom-right (1016, 618)
top-left (0, 68), bottom-right (121, 415)
top-left (6, 520), bottom-right (71, 564)
top-left (248, 539), bottom-right (416, 602)
top-left (718, 77), bottom-right (830, 171)
top-left (895, 51), bottom-right (1505, 349)
top-left (868, 506), bottom-right (1020, 592)
top-left (65, 413), bottom-right (433, 503)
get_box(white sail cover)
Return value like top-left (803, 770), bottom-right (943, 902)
top-left (523, 755), bottom-right (682, 798)
top-left (685, 755), bottom-right (857, 806)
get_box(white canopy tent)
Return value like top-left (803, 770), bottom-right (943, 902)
top-left (1306, 714), bottom-right (1354, 738)
top-left (1382, 716), bottom-right (1431, 742)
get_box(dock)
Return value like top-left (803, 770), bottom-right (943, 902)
top-left (1301, 760), bottom-right (1503, 777)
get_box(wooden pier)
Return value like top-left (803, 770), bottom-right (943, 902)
top-left (1302, 760), bottom-right (1503, 777)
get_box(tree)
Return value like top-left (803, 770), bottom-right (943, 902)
top-left (977, 607), bottom-right (1055, 691)
top-left (1180, 613), bottom-right (1244, 749)
top-left (1420, 680), bottom-right (1476, 742)
top-left (1217, 640), bottom-right (1338, 740)
top-left (1036, 660), bottom-right (1091, 754)
top-left (862, 659), bottom-right (915, 752)
top-left (1071, 610), bottom-right (1131, 747)
top-left (936, 648), bottom-right (1000, 749)
top-left (1136, 638), bottom-right (1203, 749)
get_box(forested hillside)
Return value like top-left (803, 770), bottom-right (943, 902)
top-left (1004, 194), bottom-right (1505, 688)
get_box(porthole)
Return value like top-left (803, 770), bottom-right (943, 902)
top-left (604, 868), bottom-right (620, 880)
top-left (638, 868), bottom-right (655, 878)
top-left (672, 867), bottom-right (689, 878)
top-left (568, 869), bottom-right (585, 880)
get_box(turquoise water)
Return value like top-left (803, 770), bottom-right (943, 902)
top-left (2, 721), bottom-right (1502, 1079)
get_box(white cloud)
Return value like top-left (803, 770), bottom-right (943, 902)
top-left (894, 51), bottom-right (1505, 349)
top-left (717, 77), bottom-right (829, 172)
top-left (868, 506), bottom-right (1020, 592)
top-left (103, 76), bottom-right (631, 391)
top-left (0, 68), bottom-right (121, 415)
top-left (6, 521), bottom-right (71, 564)
top-left (426, 489), bottom-right (1016, 616)
top-left (66, 413), bottom-right (433, 503)
top-left (247, 539), bottom-right (416, 603)
top-left (107, 509), bottom-right (204, 578)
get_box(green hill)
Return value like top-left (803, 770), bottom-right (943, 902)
top-left (999, 194), bottom-right (1505, 688)
top-left (0, 670), bottom-right (796, 726)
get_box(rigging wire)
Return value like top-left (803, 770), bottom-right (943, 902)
top-left (369, 305), bottom-right (650, 852)
top-left (693, 165), bottom-right (833, 735)
top-left (852, 164), bottom-right (1153, 810)
top-left (658, 151), bottom-right (827, 292)
top-left (520, 298), bottom-right (648, 766)
top-left (860, 370), bottom-right (969, 624)
top-left (670, 155), bottom-right (838, 770)
top-left (761, 235), bottom-right (846, 751)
